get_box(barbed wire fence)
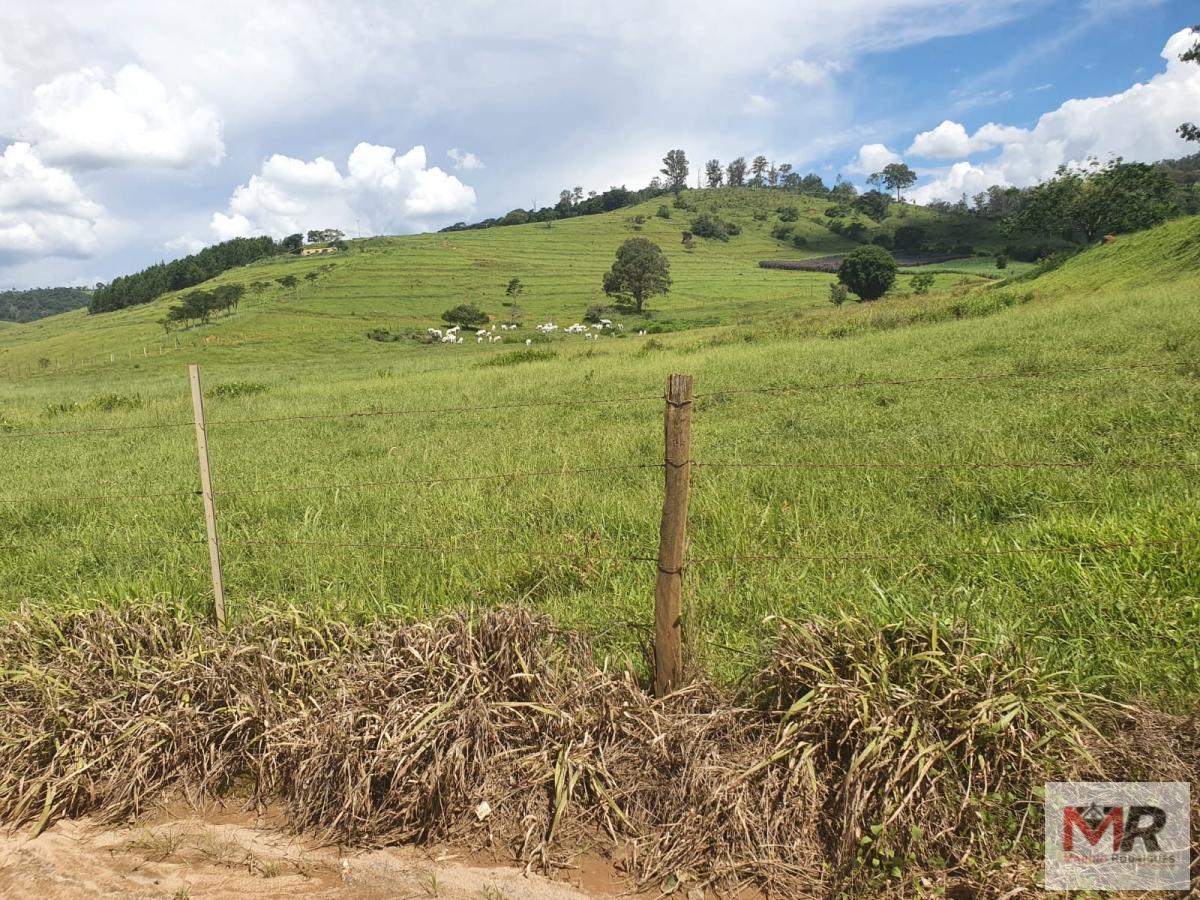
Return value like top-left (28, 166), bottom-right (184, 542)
top-left (0, 361), bottom-right (1196, 695)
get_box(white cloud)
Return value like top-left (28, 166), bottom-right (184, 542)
top-left (0, 142), bottom-right (105, 262)
top-left (163, 233), bottom-right (207, 254)
top-left (211, 142), bottom-right (477, 240)
top-left (742, 93), bottom-right (775, 115)
top-left (27, 64), bottom-right (224, 169)
top-left (846, 143), bottom-right (902, 175)
top-left (911, 28), bottom-right (1200, 203)
top-left (447, 148), bottom-right (484, 171)
top-left (907, 119), bottom-right (1026, 157)
top-left (771, 57), bottom-right (843, 86)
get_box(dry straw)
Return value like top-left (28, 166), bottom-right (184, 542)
top-left (1, 605), bottom-right (1195, 896)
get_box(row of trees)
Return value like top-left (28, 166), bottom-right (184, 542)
top-left (89, 236), bottom-right (278, 314)
top-left (161, 283), bottom-right (245, 331)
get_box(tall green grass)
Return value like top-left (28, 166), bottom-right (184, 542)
top-left (0, 209), bottom-right (1197, 706)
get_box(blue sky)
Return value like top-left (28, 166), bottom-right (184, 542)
top-left (0, 0), bottom-right (1197, 288)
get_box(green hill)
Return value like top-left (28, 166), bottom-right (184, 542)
top-left (0, 198), bottom-right (1197, 707)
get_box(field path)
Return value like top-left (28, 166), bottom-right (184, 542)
top-left (0, 813), bottom-right (620, 899)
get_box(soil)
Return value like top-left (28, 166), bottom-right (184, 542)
top-left (0, 806), bottom-right (643, 900)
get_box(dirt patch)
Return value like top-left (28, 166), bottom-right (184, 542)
top-left (0, 811), bottom-right (609, 899)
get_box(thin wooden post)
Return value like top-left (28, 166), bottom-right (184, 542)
top-left (654, 373), bottom-right (693, 697)
top-left (189, 365), bottom-right (227, 627)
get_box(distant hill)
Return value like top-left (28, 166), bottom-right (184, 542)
top-left (0, 287), bottom-right (91, 324)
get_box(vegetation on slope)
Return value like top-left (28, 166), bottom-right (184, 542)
top-left (0, 286), bottom-right (90, 323)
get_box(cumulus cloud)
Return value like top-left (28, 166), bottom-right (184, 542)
top-left (907, 119), bottom-right (1026, 157)
top-left (846, 143), bottom-right (902, 175)
top-left (211, 142), bottom-right (476, 240)
top-left (771, 57), bottom-right (843, 86)
top-left (910, 28), bottom-right (1200, 203)
top-left (0, 142), bottom-right (105, 262)
top-left (27, 64), bottom-right (224, 169)
top-left (447, 148), bottom-right (484, 171)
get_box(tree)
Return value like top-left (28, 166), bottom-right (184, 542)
top-left (442, 303), bottom-right (489, 327)
top-left (305, 271), bottom-right (320, 289)
top-left (276, 274), bottom-right (299, 297)
top-left (704, 159), bottom-right (724, 188)
top-left (726, 157), bottom-right (747, 187)
top-left (282, 233), bottom-right (304, 254)
top-left (767, 163), bottom-right (779, 188)
top-left (681, 231), bottom-right (695, 250)
top-left (602, 237), bottom-right (671, 313)
top-left (506, 277), bottom-right (523, 300)
top-left (868, 163), bottom-right (918, 201)
top-left (1005, 158), bottom-right (1179, 243)
top-left (854, 190), bottom-right (892, 223)
top-left (893, 225), bottom-right (926, 251)
top-left (750, 155), bottom-right (768, 187)
top-left (250, 280), bottom-right (271, 301)
top-left (660, 149), bottom-right (689, 193)
top-left (1179, 26), bottom-right (1199, 141)
top-left (837, 245), bottom-right (896, 301)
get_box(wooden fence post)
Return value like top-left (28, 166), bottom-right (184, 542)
top-left (189, 365), bottom-right (227, 627)
top-left (655, 373), bottom-right (693, 697)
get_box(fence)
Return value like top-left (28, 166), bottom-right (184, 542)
top-left (1, 361), bottom-right (1197, 696)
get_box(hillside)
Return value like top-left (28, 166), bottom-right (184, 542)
top-left (0, 189), bottom-right (1011, 378)
top-left (1, 208), bottom-right (1197, 705)
top-left (0, 286), bottom-right (90, 324)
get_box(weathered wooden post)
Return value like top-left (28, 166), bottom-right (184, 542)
top-left (189, 365), bottom-right (227, 627)
top-left (654, 373), bottom-right (693, 697)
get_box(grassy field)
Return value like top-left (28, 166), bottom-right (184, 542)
top-left (1, 197), bottom-right (1197, 707)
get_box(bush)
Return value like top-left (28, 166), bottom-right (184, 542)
top-left (951, 243), bottom-right (974, 256)
top-left (837, 245), bottom-right (897, 301)
top-left (752, 210), bottom-right (768, 221)
top-left (690, 213), bottom-right (740, 241)
top-left (583, 304), bottom-right (613, 323)
top-left (367, 328), bottom-right (402, 342)
top-left (872, 233), bottom-right (894, 250)
top-left (656, 205), bottom-right (671, 219)
top-left (825, 205), bottom-right (850, 218)
top-left (843, 222), bottom-right (868, 242)
top-left (441, 302), bottom-right (489, 328)
top-left (777, 207), bottom-right (799, 222)
top-left (829, 283), bottom-right (849, 307)
top-left (771, 224), bottom-right (794, 241)
top-left (910, 273), bottom-right (935, 295)
top-left (792, 235), bottom-right (808, 249)
top-left (996, 254), bottom-right (1009, 270)
top-left (1003, 242), bottom-right (1054, 263)
top-left (673, 195), bottom-right (691, 210)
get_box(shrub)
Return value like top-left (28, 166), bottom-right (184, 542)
top-left (777, 207), bottom-right (799, 222)
top-left (771, 224), bottom-right (794, 241)
top-left (90, 393), bottom-right (144, 412)
top-left (690, 213), bottom-right (739, 241)
top-left (673, 195), bottom-right (691, 209)
top-left (583, 304), bottom-right (613, 323)
top-left (367, 328), bottom-right (402, 342)
top-left (872, 233), bottom-right (894, 250)
top-left (441, 302), bottom-right (489, 328)
top-left (995, 254), bottom-right (1009, 270)
top-left (656, 205), bottom-right (671, 219)
top-left (825, 205), bottom-right (850, 218)
top-left (952, 243), bottom-right (974, 256)
top-left (752, 210), bottom-right (768, 221)
top-left (829, 283), bottom-right (849, 306)
top-left (843, 222), bottom-right (868, 242)
top-left (681, 231), bottom-right (695, 250)
top-left (911, 273), bottom-right (935, 295)
top-left (792, 235), bottom-right (808, 249)
top-left (837, 245), bottom-right (897, 301)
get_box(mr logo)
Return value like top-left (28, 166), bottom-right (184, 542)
top-left (1045, 782), bottom-right (1189, 890)
top-left (1062, 803), bottom-right (1168, 853)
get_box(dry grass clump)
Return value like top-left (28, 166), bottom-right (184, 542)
top-left (0, 604), bottom-right (1187, 896)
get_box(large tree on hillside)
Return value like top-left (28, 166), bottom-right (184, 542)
top-left (869, 163), bottom-right (918, 201)
top-left (602, 238), bottom-right (671, 313)
top-left (749, 155), bottom-right (768, 187)
top-left (660, 149), bottom-right (689, 193)
top-left (1180, 26), bottom-right (1200, 141)
top-left (726, 157), bottom-right (747, 187)
top-left (704, 159), bottom-right (723, 187)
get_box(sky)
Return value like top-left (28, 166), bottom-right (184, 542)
top-left (0, 0), bottom-right (1197, 288)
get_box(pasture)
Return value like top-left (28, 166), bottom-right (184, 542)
top-left (1, 209), bottom-right (1197, 705)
